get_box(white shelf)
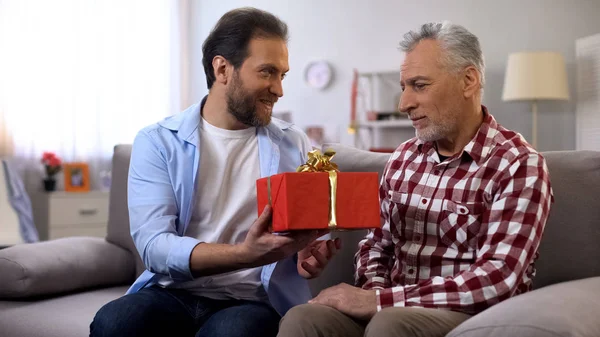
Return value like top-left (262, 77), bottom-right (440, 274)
top-left (358, 120), bottom-right (413, 128)
top-left (576, 33), bottom-right (600, 150)
top-left (359, 71), bottom-right (401, 88)
top-left (353, 69), bottom-right (407, 150)
top-left (359, 70), bottom-right (399, 77)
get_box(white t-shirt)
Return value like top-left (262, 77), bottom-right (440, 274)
top-left (166, 118), bottom-right (267, 302)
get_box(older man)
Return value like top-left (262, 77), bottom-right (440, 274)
top-left (278, 22), bottom-right (553, 337)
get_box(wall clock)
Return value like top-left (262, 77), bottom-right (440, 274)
top-left (304, 60), bottom-right (334, 90)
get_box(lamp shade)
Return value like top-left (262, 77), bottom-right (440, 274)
top-left (502, 52), bottom-right (570, 101)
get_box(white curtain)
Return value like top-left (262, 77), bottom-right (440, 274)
top-left (0, 0), bottom-right (190, 191)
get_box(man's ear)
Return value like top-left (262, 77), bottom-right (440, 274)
top-left (462, 66), bottom-right (481, 99)
top-left (212, 56), bottom-right (230, 86)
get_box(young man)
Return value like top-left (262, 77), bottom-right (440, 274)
top-left (279, 22), bottom-right (553, 337)
top-left (91, 8), bottom-right (340, 337)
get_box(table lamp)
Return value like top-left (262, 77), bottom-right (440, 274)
top-left (502, 51), bottom-right (570, 148)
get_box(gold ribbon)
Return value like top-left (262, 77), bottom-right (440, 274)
top-left (296, 149), bottom-right (340, 229)
top-left (266, 176), bottom-right (273, 232)
top-left (267, 176), bottom-right (272, 206)
top-left (326, 171), bottom-right (338, 229)
top-left (296, 149), bottom-right (339, 173)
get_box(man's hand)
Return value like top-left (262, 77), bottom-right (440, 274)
top-left (309, 283), bottom-right (377, 320)
top-left (239, 205), bottom-right (329, 268)
top-left (297, 237), bottom-right (341, 279)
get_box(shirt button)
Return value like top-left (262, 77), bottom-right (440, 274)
top-left (421, 198), bottom-right (428, 205)
top-left (408, 268), bottom-right (415, 275)
top-left (434, 170), bottom-right (440, 175)
top-left (415, 235), bottom-right (421, 241)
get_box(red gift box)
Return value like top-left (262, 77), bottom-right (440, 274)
top-left (256, 172), bottom-right (381, 232)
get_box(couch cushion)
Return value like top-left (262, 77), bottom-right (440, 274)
top-left (0, 237), bottom-right (134, 298)
top-left (447, 277), bottom-right (600, 337)
top-left (106, 144), bottom-right (145, 277)
top-left (322, 143), bottom-right (391, 179)
top-left (0, 286), bottom-right (128, 337)
top-left (535, 151), bottom-right (600, 288)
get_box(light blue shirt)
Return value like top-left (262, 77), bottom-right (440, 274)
top-left (126, 97), bottom-right (313, 315)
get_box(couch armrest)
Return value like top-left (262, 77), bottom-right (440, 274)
top-left (0, 237), bottom-right (135, 299)
top-left (447, 277), bottom-right (600, 337)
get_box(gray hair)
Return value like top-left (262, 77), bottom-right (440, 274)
top-left (399, 22), bottom-right (485, 91)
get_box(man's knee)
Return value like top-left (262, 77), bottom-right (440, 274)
top-left (278, 304), bottom-right (332, 336)
top-left (280, 304), bottom-right (331, 331)
top-left (278, 304), bottom-right (362, 337)
top-left (90, 291), bottom-right (181, 337)
top-left (197, 302), bottom-right (280, 337)
top-left (366, 308), bottom-right (428, 337)
top-left (365, 307), bottom-right (468, 337)
top-left (90, 298), bottom-right (132, 337)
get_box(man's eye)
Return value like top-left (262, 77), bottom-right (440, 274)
top-left (415, 83), bottom-right (427, 90)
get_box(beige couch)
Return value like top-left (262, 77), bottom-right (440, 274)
top-left (1, 144), bottom-right (599, 337)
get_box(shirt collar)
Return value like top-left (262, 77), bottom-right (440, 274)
top-left (158, 95), bottom-right (295, 146)
top-left (417, 106), bottom-right (499, 166)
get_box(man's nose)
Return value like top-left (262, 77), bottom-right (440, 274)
top-left (270, 78), bottom-right (284, 98)
top-left (399, 90), bottom-right (417, 113)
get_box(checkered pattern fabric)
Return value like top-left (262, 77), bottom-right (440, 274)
top-left (355, 107), bottom-right (553, 314)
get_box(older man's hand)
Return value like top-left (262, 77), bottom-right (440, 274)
top-left (309, 283), bottom-right (377, 320)
top-left (297, 237), bottom-right (341, 279)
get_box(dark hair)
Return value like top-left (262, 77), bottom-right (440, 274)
top-left (202, 7), bottom-right (289, 89)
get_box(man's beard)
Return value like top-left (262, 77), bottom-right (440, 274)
top-left (415, 123), bottom-right (452, 142)
top-left (410, 110), bottom-right (457, 142)
top-left (226, 72), bottom-right (272, 127)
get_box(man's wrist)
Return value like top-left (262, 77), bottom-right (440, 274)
top-left (232, 242), bottom-right (256, 269)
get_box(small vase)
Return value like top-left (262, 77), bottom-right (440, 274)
top-left (43, 178), bottom-right (56, 192)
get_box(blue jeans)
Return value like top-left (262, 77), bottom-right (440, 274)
top-left (90, 286), bottom-right (280, 337)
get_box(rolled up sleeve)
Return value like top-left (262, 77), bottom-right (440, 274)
top-left (128, 130), bottom-right (200, 281)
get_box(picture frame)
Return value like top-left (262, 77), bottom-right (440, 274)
top-left (63, 162), bottom-right (90, 192)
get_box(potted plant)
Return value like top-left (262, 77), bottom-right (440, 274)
top-left (41, 152), bottom-right (62, 192)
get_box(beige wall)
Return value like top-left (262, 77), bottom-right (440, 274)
top-left (189, 0), bottom-right (600, 151)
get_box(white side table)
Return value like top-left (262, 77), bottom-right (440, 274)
top-left (34, 191), bottom-right (109, 240)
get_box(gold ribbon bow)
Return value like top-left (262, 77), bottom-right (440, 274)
top-left (297, 149), bottom-right (340, 229)
top-left (296, 149), bottom-right (339, 173)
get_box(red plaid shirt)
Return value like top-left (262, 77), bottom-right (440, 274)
top-left (355, 107), bottom-right (553, 314)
